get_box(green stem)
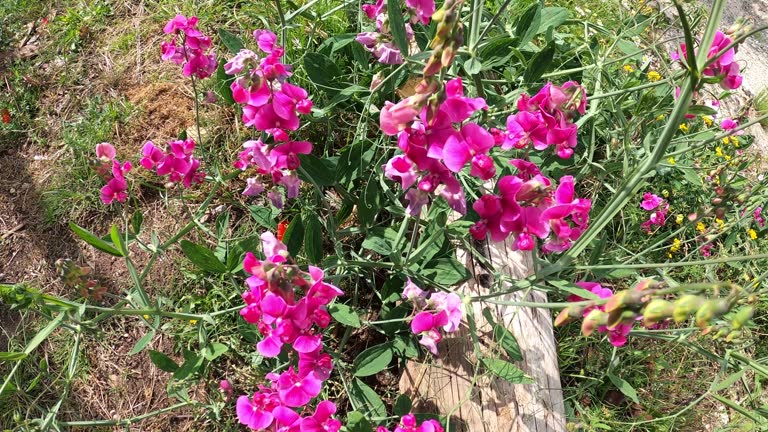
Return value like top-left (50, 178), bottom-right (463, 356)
top-left (56, 401), bottom-right (196, 427)
top-left (574, 253), bottom-right (768, 270)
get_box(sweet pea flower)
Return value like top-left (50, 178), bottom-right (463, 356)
top-left (276, 368), bottom-right (322, 407)
top-left (161, 15), bottom-right (216, 79)
top-left (300, 400), bottom-right (342, 432)
top-left (236, 392), bottom-right (278, 430)
top-left (640, 192), bottom-right (663, 211)
top-left (568, 282), bottom-right (635, 347)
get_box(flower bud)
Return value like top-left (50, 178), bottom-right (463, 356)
top-left (726, 329), bottom-right (743, 342)
top-left (731, 306), bottom-right (754, 329)
top-left (555, 305), bottom-right (586, 327)
top-left (581, 309), bottom-right (606, 337)
top-left (643, 299), bottom-right (674, 326)
top-left (606, 309), bottom-right (638, 330)
top-left (673, 294), bottom-right (704, 323)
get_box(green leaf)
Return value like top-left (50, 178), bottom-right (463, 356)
top-left (173, 352), bottom-right (204, 380)
top-left (607, 373), bottom-right (640, 404)
top-left (353, 342), bottom-right (395, 377)
top-left (0, 351), bottom-right (27, 361)
top-left (304, 52), bottom-right (341, 89)
top-left (548, 280), bottom-right (600, 300)
top-left (131, 210), bottom-right (143, 235)
top-left (481, 358), bottom-right (534, 384)
top-left (686, 105), bottom-right (718, 116)
top-left (464, 57), bottom-right (482, 75)
top-left (298, 154), bottom-right (337, 187)
top-left (349, 378), bottom-right (387, 418)
top-left (523, 42), bottom-right (556, 83)
top-left (387, 0), bottom-right (409, 56)
top-left (482, 308), bottom-right (523, 361)
top-left (110, 224), bottom-right (128, 255)
top-left (149, 350), bottom-right (179, 372)
top-left (394, 394), bottom-right (412, 416)
top-left (22, 313), bottom-right (66, 358)
top-left (538, 7), bottom-right (570, 33)
top-left (515, 2), bottom-right (542, 47)
top-left (422, 257), bottom-right (470, 286)
top-left (249, 206), bottom-right (277, 230)
top-left (283, 214), bottom-right (304, 257)
top-left (362, 231), bottom-right (393, 255)
top-left (328, 303), bottom-right (361, 328)
top-left (218, 28), bottom-right (244, 54)
top-left (129, 331), bottom-right (155, 355)
top-left (346, 411), bottom-right (372, 432)
top-left (304, 213), bottom-right (324, 264)
top-left (216, 58), bottom-right (236, 106)
top-left (180, 240), bottom-right (227, 274)
top-left (711, 369), bottom-right (745, 392)
top-left (202, 342), bottom-right (229, 361)
top-left (69, 222), bottom-right (123, 257)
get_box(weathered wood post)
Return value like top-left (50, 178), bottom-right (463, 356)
top-left (399, 236), bottom-right (566, 431)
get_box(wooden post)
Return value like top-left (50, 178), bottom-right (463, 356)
top-left (398, 236), bottom-right (566, 431)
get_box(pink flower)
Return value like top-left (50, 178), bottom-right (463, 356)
top-left (276, 368), bottom-right (322, 407)
top-left (236, 393), bottom-right (277, 430)
top-left (95, 142), bottom-right (116, 161)
top-left (380, 99), bottom-right (419, 135)
top-left (100, 177), bottom-right (129, 204)
top-left (300, 400), bottom-right (341, 432)
top-left (504, 111), bottom-right (547, 150)
top-left (254, 30), bottom-right (277, 53)
top-left (568, 282), bottom-right (635, 347)
top-left (402, 277), bottom-right (427, 302)
top-left (161, 15), bottom-right (216, 79)
top-left (640, 192), bottom-right (663, 211)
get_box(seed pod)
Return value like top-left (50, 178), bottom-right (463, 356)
top-left (695, 300), bottom-right (719, 328)
top-left (643, 299), bottom-right (674, 326)
top-left (673, 294), bottom-right (704, 323)
top-left (606, 309), bottom-right (637, 330)
top-left (725, 330), bottom-right (743, 342)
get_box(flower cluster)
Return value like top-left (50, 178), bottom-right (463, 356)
top-left (639, 192), bottom-right (669, 233)
top-left (402, 278), bottom-right (463, 355)
top-left (94, 143), bottom-right (132, 205)
top-left (377, 413), bottom-right (445, 432)
top-left (356, 0), bottom-right (436, 64)
top-left (225, 30), bottom-right (314, 207)
top-left (565, 282), bottom-right (635, 347)
top-left (237, 232), bottom-right (343, 430)
top-left (470, 163), bottom-right (592, 252)
top-left (504, 81), bottom-right (587, 158)
top-left (382, 77), bottom-right (490, 216)
top-left (161, 14), bottom-right (217, 79)
top-left (671, 30), bottom-right (742, 90)
top-left (755, 207), bottom-right (765, 228)
top-left (140, 139), bottom-right (205, 188)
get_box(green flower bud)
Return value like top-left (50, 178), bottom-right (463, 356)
top-left (731, 306), bottom-right (754, 330)
top-left (582, 309), bottom-right (607, 337)
top-left (673, 294), bottom-right (704, 323)
top-left (643, 299), bottom-right (674, 326)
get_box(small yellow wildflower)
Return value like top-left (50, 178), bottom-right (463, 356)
top-left (656, 114), bottom-right (665, 121)
top-left (715, 147), bottom-right (724, 157)
top-left (748, 229), bottom-right (758, 240)
top-left (623, 64), bottom-right (635, 73)
top-left (702, 116), bottom-right (713, 126)
top-left (143, 314), bottom-right (151, 320)
top-left (676, 214), bottom-right (684, 224)
top-left (662, 189), bottom-right (669, 198)
top-left (743, 273), bottom-right (752, 282)
top-left (725, 154), bottom-right (732, 161)
top-left (669, 238), bottom-right (682, 254)
top-left (732, 136), bottom-right (740, 147)
top-left (679, 123), bottom-right (689, 133)
top-left (647, 70), bottom-right (662, 82)
top-left (722, 136), bottom-right (731, 145)
top-left (696, 222), bottom-right (706, 232)
top-left (189, 319), bottom-right (198, 325)
top-left (715, 218), bottom-right (725, 230)
top-left (667, 156), bottom-right (676, 165)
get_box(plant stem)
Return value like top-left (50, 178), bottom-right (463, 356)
top-left (56, 401), bottom-right (196, 427)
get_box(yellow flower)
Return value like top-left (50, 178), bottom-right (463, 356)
top-left (662, 189), bottom-right (669, 198)
top-left (679, 123), bottom-right (689, 132)
top-left (696, 222), bottom-right (706, 232)
top-left (725, 154), bottom-right (732, 161)
top-left (676, 214), bottom-right (684, 224)
top-left (189, 319), bottom-right (198, 325)
top-left (748, 229), bottom-right (758, 240)
top-left (732, 136), bottom-right (740, 147)
top-left (656, 114), bottom-right (665, 121)
top-left (715, 147), bottom-right (724, 157)
top-left (647, 70), bottom-right (661, 81)
top-left (702, 116), bottom-right (713, 126)
top-left (722, 137), bottom-right (731, 145)
top-left (143, 314), bottom-right (151, 320)
top-left (667, 156), bottom-right (676, 165)
top-left (743, 273), bottom-right (752, 281)
top-left (669, 238), bottom-right (682, 253)
top-left (715, 218), bottom-right (725, 230)
top-left (623, 64), bottom-right (635, 73)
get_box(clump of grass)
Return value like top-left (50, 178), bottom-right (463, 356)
top-left (41, 95), bottom-right (135, 224)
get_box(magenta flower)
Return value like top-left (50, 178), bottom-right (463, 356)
top-left (95, 142), bottom-right (116, 161)
top-left (442, 123), bottom-right (495, 175)
top-left (100, 177), bottom-right (129, 204)
top-left (276, 368), bottom-right (322, 407)
top-left (236, 393), bottom-right (277, 430)
top-left (504, 111), bottom-right (547, 150)
top-left (672, 30), bottom-right (743, 90)
top-left (300, 400), bottom-right (342, 432)
top-left (568, 282), bottom-right (635, 347)
top-left (640, 192), bottom-right (663, 211)
top-left (161, 15), bottom-right (216, 79)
